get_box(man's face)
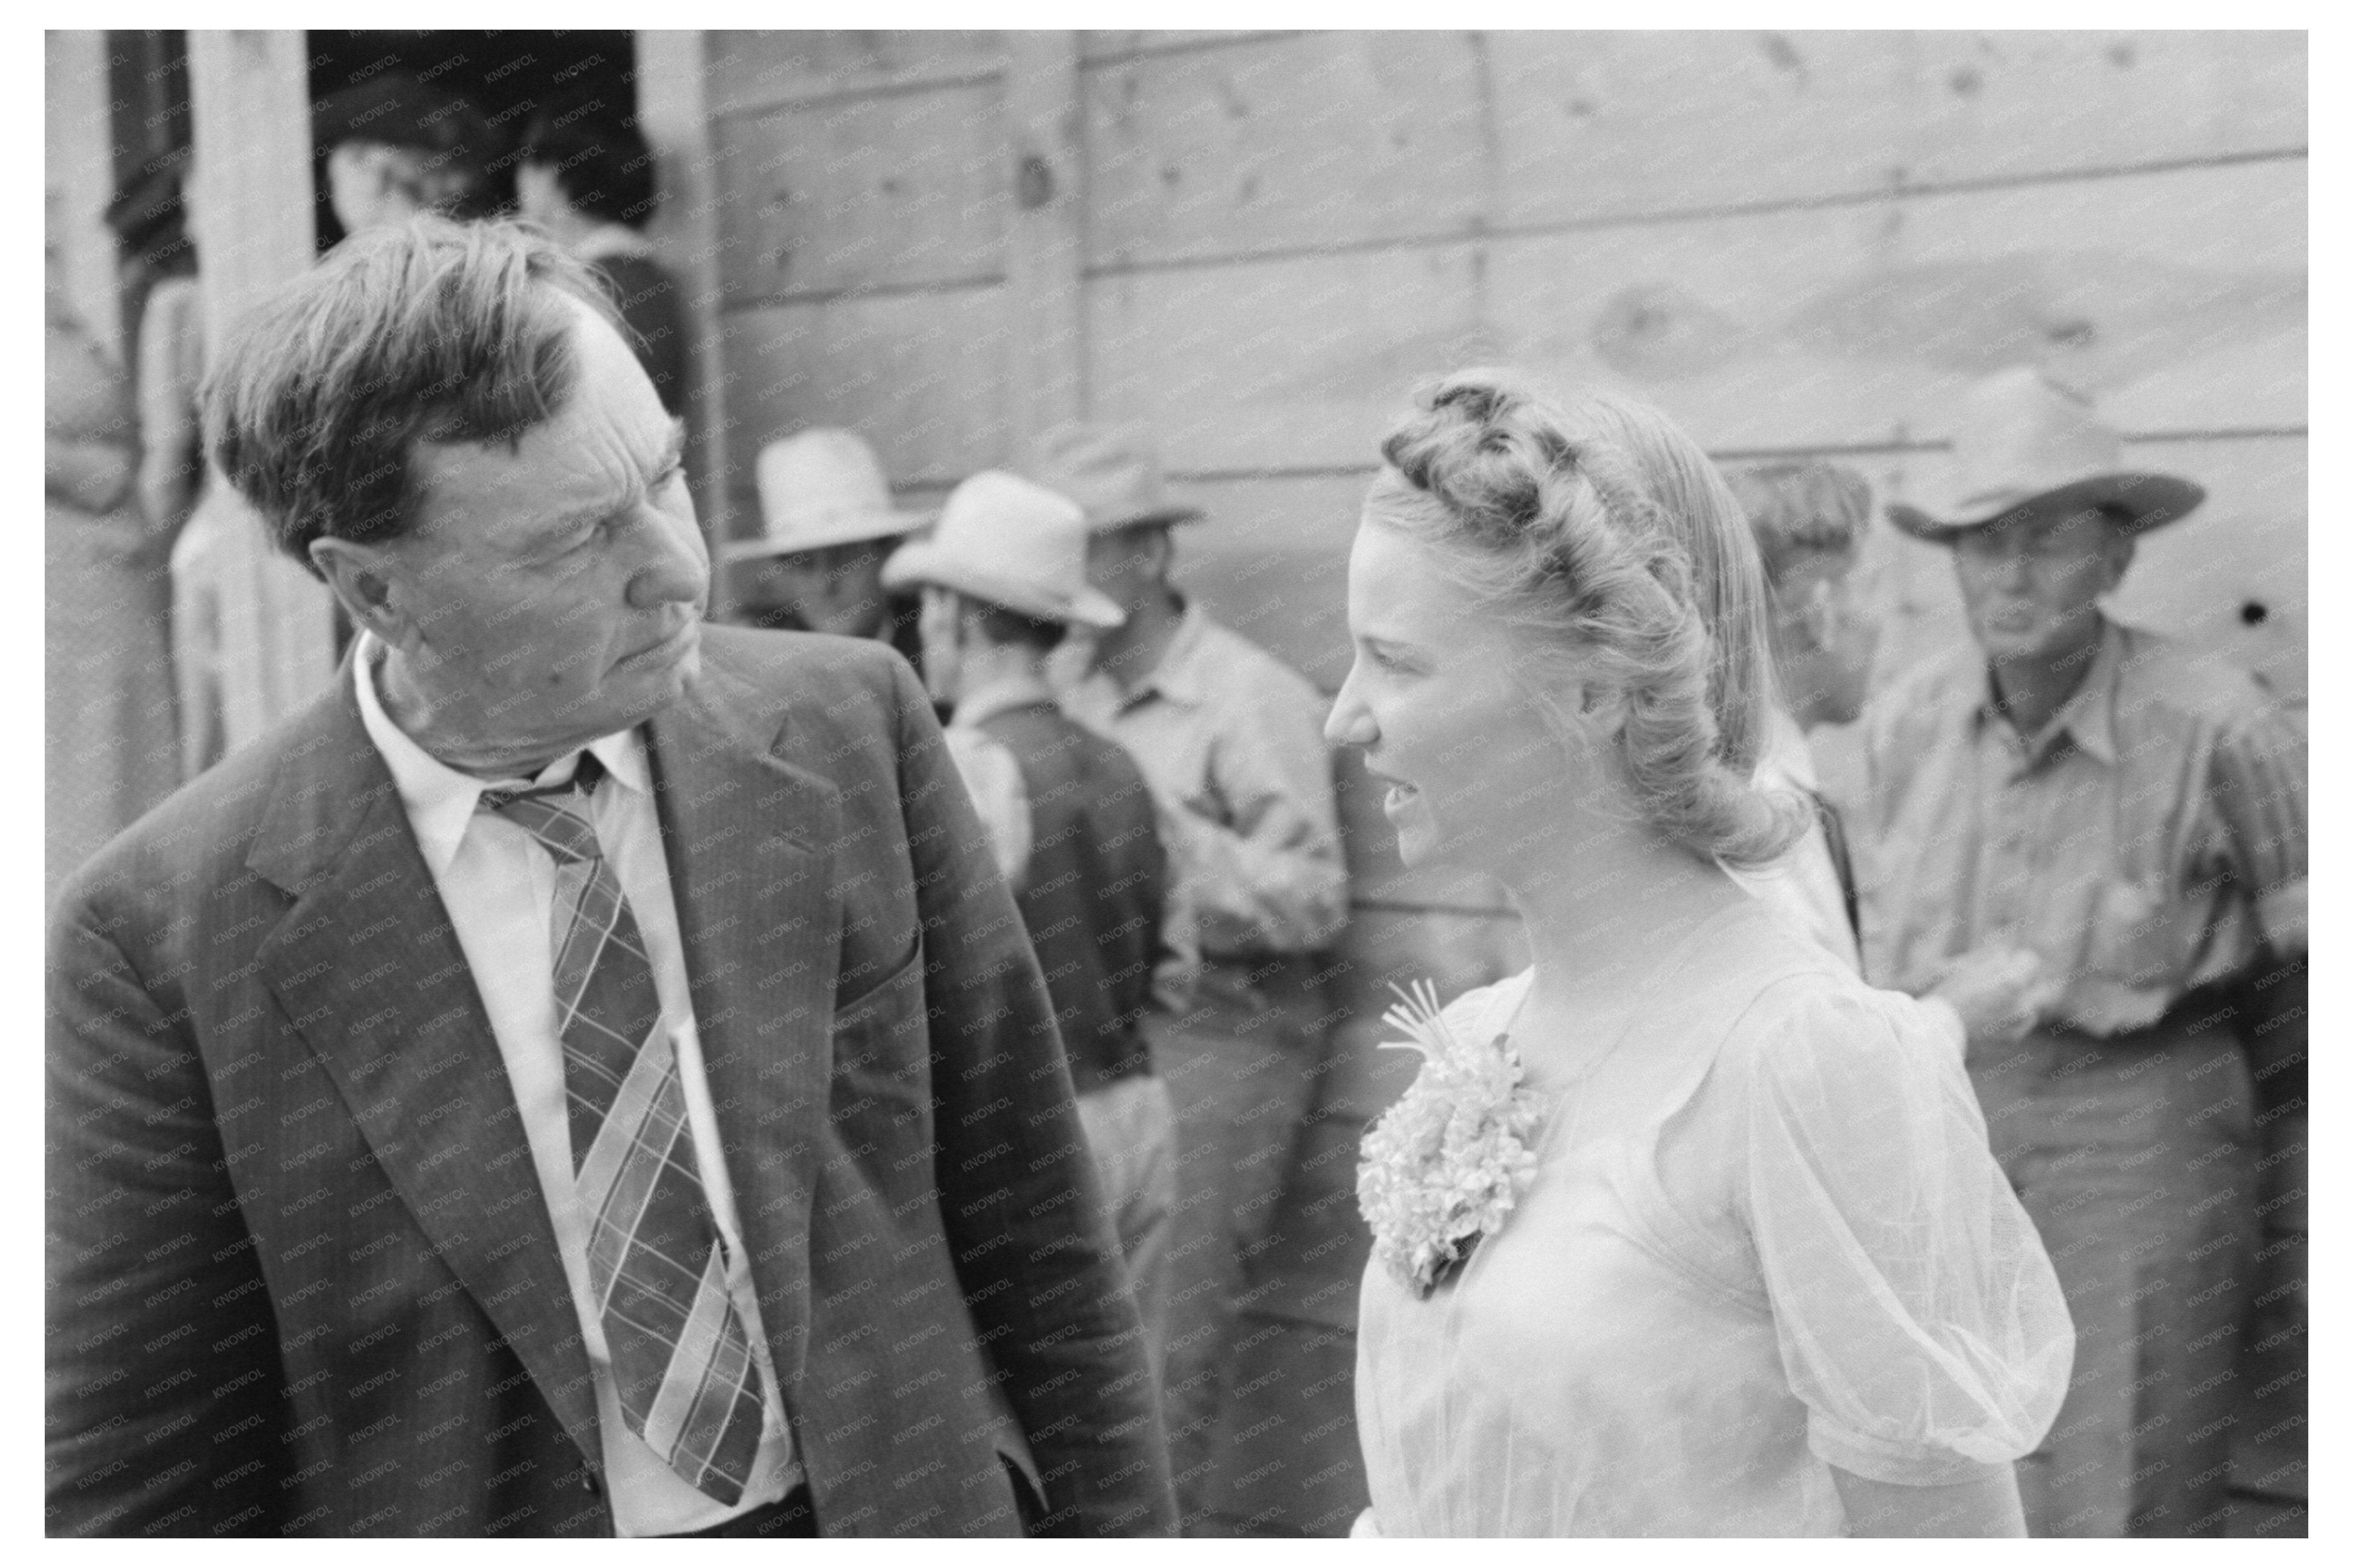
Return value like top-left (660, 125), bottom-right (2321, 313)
top-left (1083, 523), bottom-right (1169, 615)
top-left (385, 296), bottom-right (708, 758)
top-left (1771, 547), bottom-right (1879, 726)
top-left (730, 539), bottom-right (892, 637)
top-left (1951, 503), bottom-right (2129, 665)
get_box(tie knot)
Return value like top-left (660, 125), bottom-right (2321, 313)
top-left (478, 751), bottom-right (608, 862)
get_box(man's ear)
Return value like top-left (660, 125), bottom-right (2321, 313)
top-left (310, 536), bottom-right (410, 647)
top-left (1795, 576), bottom-right (1839, 653)
top-left (1140, 524), bottom-right (1175, 583)
top-left (2101, 531), bottom-right (2137, 594)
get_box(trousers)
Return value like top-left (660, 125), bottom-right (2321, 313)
top-left (1969, 1012), bottom-right (2257, 1537)
top-left (1147, 957), bottom-right (1335, 1528)
top-left (1075, 1072), bottom-right (1180, 1379)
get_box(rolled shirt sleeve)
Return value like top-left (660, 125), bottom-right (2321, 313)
top-left (1736, 985), bottom-right (2075, 1484)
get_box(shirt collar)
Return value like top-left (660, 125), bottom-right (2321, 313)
top-left (951, 667), bottom-right (1059, 731)
top-left (352, 632), bottom-right (649, 878)
top-left (1096, 597), bottom-right (1211, 710)
top-left (1971, 618), bottom-right (2123, 767)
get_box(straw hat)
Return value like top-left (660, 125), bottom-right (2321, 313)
top-left (728, 428), bottom-right (933, 563)
top-left (882, 471), bottom-right (1126, 629)
top-left (1024, 421), bottom-right (1204, 534)
top-left (1887, 366), bottom-right (2204, 543)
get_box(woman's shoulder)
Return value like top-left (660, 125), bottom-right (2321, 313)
top-left (1718, 954), bottom-right (1961, 1101)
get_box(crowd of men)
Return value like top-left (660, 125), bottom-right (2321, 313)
top-left (48, 69), bottom-right (2303, 1542)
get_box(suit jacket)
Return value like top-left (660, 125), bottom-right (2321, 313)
top-left (46, 625), bottom-right (1176, 1537)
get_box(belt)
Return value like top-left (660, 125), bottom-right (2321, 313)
top-left (667, 1484), bottom-right (816, 1538)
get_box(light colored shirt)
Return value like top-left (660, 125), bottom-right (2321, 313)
top-left (1856, 618), bottom-right (2306, 1037)
top-left (1058, 602), bottom-right (1347, 962)
top-left (943, 671), bottom-right (1047, 890)
top-left (353, 635), bottom-right (797, 1535)
top-left (1728, 706), bottom-right (1863, 972)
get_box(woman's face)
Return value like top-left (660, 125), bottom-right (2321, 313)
top-left (1324, 507), bottom-right (1596, 874)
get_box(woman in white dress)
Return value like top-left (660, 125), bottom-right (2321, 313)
top-left (1329, 372), bottom-right (2073, 1537)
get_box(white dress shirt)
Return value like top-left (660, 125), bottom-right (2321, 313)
top-left (353, 635), bottom-right (797, 1535)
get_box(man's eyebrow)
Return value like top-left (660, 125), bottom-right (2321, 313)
top-left (536, 422), bottom-right (690, 539)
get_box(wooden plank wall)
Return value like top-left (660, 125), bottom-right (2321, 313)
top-left (703, 23), bottom-right (2307, 1022)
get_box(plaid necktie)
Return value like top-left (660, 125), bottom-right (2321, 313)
top-left (480, 752), bottom-right (768, 1505)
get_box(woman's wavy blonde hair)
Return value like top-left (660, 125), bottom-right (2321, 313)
top-left (1366, 369), bottom-right (1806, 869)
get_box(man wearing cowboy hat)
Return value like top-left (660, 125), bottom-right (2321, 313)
top-left (725, 428), bottom-right (929, 671)
top-left (1852, 366), bottom-right (2307, 1537)
top-left (1026, 423), bottom-right (1349, 1526)
top-left (882, 471), bottom-right (1182, 1374)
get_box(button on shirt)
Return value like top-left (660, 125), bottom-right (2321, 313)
top-left (1056, 603), bottom-right (1347, 964)
top-left (352, 635), bottom-right (797, 1535)
top-left (1855, 620), bottom-right (2307, 1037)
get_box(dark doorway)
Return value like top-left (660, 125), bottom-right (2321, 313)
top-left (304, 30), bottom-right (638, 250)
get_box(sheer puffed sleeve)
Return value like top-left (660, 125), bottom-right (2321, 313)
top-left (1735, 980), bottom-right (2074, 1485)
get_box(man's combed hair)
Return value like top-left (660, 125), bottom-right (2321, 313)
top-left (204, 216), bottom-right (618, 575)
top-left (1368, 370), bottom-right (1807, 869)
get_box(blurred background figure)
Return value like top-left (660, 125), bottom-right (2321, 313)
top-left (884, 471), bottom-right (1180, 1376)
top-left (516, 96), bottom-right (688, 417)
top-left (1853, 366), bottom-right (2307, 1538)
top-left (160, 71), bottom-right (500, 778)
top-left (315, 71), bottom-right (499, 232)
top-left (1721, 460), bottom-right (1880, 969)
top-left (727, 428), bottom-right (929, 668)
top-left (1036, 423), bottom-right (1349, 1529)
top-left (103, 154), bottom-right (215, 776)
top-left (45, 255), bottom-right (176, 905)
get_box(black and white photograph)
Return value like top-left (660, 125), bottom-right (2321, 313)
top-left (40, 22), bottom-right (2310, 1540)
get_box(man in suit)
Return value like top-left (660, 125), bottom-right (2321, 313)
top-left (46, 216), bottom-right (1176, 1538)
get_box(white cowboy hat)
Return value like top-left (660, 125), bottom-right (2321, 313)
top-left (880, 471), bottom-right (1126, 629)
top-left (726, 428), bottom-right (933, 563)
top-left (1887, 366), bottom-right (2204, 543)
top-left (1023, 421), bottom-right (1205, 534)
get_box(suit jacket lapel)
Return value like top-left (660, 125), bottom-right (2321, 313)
top-left (645, 657), bottom-right (841, 1392)
top-left (250, 678), bottom-right (602, 1467)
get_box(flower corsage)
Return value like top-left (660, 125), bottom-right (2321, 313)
top-left (1356, 979), bottom-right (1547, 1298)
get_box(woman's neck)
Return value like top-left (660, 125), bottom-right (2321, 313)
top-left (1495, 816), bottom-right (1752, 1059)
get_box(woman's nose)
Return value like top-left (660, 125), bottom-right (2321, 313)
top-left (1324, 684), bottom-right (1377, 748)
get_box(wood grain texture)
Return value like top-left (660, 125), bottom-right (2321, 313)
top-left (1079, 31), bottom-right (1294, 65)
top-left (1084, 31), bottom-right (1494, 270)
top-left (706, 30), bottom-right (1002, 116)
top-left (1489, 30), bottom-right (2305, 230)
top-left (1074, 31), bottom-right (2302, 274)
top-left (636, 30), bottom-right (736, 615)
top-left (715, 81), bottom-right (1008, 303)
top-left (1003, 32), bottom-right (1086, 449)
top-left (1087, 159), bottom-right (2303, 472)
top-left (716, 289), bottom-right (1011, 529)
